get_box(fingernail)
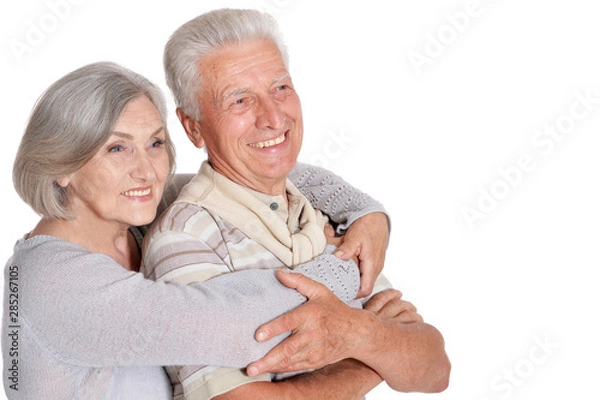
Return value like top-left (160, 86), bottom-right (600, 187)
top-left (247, 365), bottom-right (259, 377)
top-left (256, 330), bottom-right (267, 341)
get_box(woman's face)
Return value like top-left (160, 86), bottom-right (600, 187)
top-left (59, 96), bottom-right (170, 228)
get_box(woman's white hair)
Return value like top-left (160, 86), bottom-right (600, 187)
top-left (13, 61), bottom-right (176, 219)
top-left (164, 8), bottom-right (289, 121)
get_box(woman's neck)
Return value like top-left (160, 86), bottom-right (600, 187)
top-left (30, 217), bottom-right (140, 271)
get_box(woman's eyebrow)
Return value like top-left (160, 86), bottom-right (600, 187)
top-left (111, 126), bottom-right (164, 139)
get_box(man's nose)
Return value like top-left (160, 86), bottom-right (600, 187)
top-left (256, 97), bottom-right (285, 130)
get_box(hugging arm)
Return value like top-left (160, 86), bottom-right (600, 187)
top-left (290, 163), bottom-right (390, 297)
top-left (142, 210), bottom-right (364, 398)
top-left (159, 164), bottom-right (391, 298)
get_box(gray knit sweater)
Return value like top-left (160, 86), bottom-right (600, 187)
top-left (1, 163), bottom-right (386, 399)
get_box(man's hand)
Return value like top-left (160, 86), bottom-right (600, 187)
top-left (332, 212), bottom-right (389, 298)
top-left (246, 270), bottom-right (366, 377)
top-left (363, 289), bottom-right (423, 323)
top-left (247, 271), bottom-right (450, 393)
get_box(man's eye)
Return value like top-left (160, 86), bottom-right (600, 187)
top-left (228, 95), bottom-right (253, 110)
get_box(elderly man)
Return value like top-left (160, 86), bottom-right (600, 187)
top-left (142, 8), bottom-right (450, 400)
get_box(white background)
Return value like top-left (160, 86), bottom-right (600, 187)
top-left (1, 0), bottom-right (599, 399)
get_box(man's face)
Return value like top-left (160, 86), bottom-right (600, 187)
top-left (190, 38), bottom-right (303, 195)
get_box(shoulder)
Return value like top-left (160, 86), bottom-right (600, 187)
top-left (150, 202), bottom-right (215, 236)
top-left (10, 235), bottom-right (96, 269)
top-left (9, 235), bottom-right (122, 272)
top-left (6, 235), bottom-right (135, 306)
top-left (142, 204), bottom-right (226, 268)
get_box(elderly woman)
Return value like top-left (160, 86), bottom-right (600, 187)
top-left (2, 61), bottom-right (390, 398)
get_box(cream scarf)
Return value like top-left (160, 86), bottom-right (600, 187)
top-left (175, 161), bottom-right (327, 267)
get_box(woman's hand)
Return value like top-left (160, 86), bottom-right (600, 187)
top-left (328, 212), bottom-right (390, 298)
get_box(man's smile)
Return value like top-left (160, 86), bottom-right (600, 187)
top-left (248, 132), bottom-right (286, 149)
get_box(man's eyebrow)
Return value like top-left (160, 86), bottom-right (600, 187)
top-left (220, 74), bottom-right (292, 103)
top-left (221, 87), bottom-right (251, 102)
top-left (273, 73), bottom-right (290, 84)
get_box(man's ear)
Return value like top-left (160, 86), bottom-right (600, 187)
top-left (176, 108), bottom-right (205, 149)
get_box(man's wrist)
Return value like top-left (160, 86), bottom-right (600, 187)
top-left (347, 308), bottom-right (383, 363)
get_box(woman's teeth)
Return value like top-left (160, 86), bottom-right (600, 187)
top-left (122, 188), bottom-right (151, 197)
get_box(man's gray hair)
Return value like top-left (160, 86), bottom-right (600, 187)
top-left (164, 8), bottom-right (289, 120)
top-left (13, 61), bottom-right (176, 220)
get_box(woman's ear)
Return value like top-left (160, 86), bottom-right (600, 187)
top-left (56, 176), bottom-right (70, 188)
top-left (176, 108), bottom-right (205, 149)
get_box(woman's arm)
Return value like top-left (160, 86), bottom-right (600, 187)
top-left (290, 163), bottom-right (391, 297)
top-left (159, 165), bottom-right (389, 234)
top-left (19, 237), bottom-right (359, 369)
top-left (158, 165), bottom-right (392, 298)
top-left (289, 162), bottom-right (388, 233)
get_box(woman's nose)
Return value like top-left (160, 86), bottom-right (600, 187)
top-left (130, 152), bottom-right (155, 180)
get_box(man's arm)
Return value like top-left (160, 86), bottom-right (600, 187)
top-left (248, 270), bottom-right (451, 393)
top-left (215, 359), bottom-right (382, 400)
top-left (214, 290), bottom-right (430, 399)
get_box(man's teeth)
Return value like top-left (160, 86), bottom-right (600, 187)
top-left (123, 188), bottom-right (151, 197)
top-left (249, 133), bottom-right (285, 149)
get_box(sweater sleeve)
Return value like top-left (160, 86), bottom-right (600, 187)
top-left (156, 166), bottom-right (389, 236)
top-left (19, 237), bottom-right (358, 369)
top-left (289, 162), bottom-right (389, 234)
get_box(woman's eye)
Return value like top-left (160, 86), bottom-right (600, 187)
top-left (235, 98), bottom-right (246, 104)
top-left (109, 145), bottom-right (124, 153)
top-left (152, 140), bottom-right (165, 148)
